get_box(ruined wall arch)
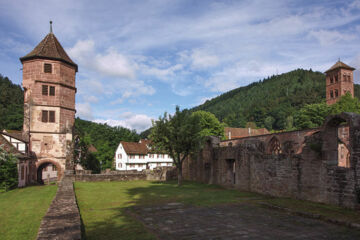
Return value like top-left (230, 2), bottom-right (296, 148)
top-left (266, 136), bottom-right (282, 155)
top-left (322, 113), bottom-right (353, 167)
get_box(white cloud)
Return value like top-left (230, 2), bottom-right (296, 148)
top-left (67, 40), bottom-right (135, 79)
top-left (94, 112), bottom-right (152, 133)
top-left (76, 102), bottom-right (93, 120)
top-left (309, 30), bottom-right (356, 46)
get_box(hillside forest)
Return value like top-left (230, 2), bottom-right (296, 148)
top-left (1, 69), bottom-right (360, 171)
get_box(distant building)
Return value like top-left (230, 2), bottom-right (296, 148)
top-left (115, 139), bottom-right (173, 171)
top-left (325, 60), bottom-right (355, 105)
top-left (224, 127), bottom-right (269, 140)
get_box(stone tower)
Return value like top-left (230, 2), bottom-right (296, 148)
top-left (325, 60), bottom-right (355, 105)
top-left (20, 23), bottom-right (78, 181)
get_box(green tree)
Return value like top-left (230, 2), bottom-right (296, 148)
top-left (150, 106), bottom-right (202, 186)
top-left (192, 111), bottom-right (224, 138)
top-left (294, 102), bottom-right (330, 129)
top-left (285, 115), bottom-right (294, 131)
top-left (330, 93), bottom-right (360, 115)
top-left (264, 116), bottom-right (275, 130)
top-left (0, 146), bottom-right (18, 192)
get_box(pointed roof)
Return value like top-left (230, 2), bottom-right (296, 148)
top-left (20, 33), bottom-right (78, 71)
top-left (325, 60), bottom-right (355, 73)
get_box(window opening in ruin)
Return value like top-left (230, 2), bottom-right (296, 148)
top-left (226, 159), bottom-right (236, 185)
top-left (323, 116), bottom-right (351, 168)
top-left (330, 90), bottom-right (334, 98)
top-left (42, 85), bottom-right (48, 95)
top-left (335, 75), bottom-right (338, 82)
top-left (49, 86), bottom-right (55, 96)
top-left (335, 89), bottom-right (339, 97)
top-left (330, 77), bottom-right (333, 84)
top-left (44, 63), bottom-right (52, 73)
top-left (268, 137), bottom-right (281, 155)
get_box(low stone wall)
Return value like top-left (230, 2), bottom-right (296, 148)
top-left (75, 172), bottom-right (147, 182)
top-left (75, 167), bottom-right (177, 182)
top-left (37, 175), bottom-right (81, 240)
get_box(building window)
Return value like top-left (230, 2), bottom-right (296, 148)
top-left (330, 90), bottom-right (334, 98)
top-left (42, 85), bottom-right (55, 96)
top-left (42, 85), bottom-right (48, 95)
top-left (330, 77), bottom-right (333, 84)
top-left (348, 75), bottom-right (351, 81)
top-left (335, 75), bottom-right (338, 82)
top-left (49, 111), bottom-right (55, 122)
top-left (129, 155), bottom-right (135, 159)
top-left (52, 165), bottom-right (57, 171)
top-left (118, 154), bottom-right (122, 159)
top-left (49, 86), bottom-right (55, 96)
top-left (42, 110), bottom-right (55, 123)
top-left (118, 163), bottom-right (122, 168)
top-left (42, 110), bottom-right (48, 122)
top-left (335, 89), bottom-right (339, 97)
top-left (44, 63), bottom-right (52, 73)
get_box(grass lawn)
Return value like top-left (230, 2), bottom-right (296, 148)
top-left (0, 185), bottom-right (57, 240)
top-left (74, 180), bottom-right (259, 240)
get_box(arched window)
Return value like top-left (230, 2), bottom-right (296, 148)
top-left (268, 137), bottom-right (281, 155)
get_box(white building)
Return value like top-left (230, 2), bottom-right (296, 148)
top-left (115, 139), bottom-right (173, 171)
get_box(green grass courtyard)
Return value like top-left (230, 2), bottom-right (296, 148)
top-left (0, 185), bottom-right (57, 240)
top-left (2, 181), bottom-right (360, 240)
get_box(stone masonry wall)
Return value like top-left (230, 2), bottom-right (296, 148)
top-left (37, 176), bottom-right (81, 240)
top-left (182, 113), bottom-right (360, 209)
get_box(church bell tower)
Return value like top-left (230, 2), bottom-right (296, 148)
top-left (325, 60), bottom-right (355, 105)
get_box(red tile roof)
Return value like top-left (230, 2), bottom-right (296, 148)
top-left (0, 134), bottom-right (26, 157)
top-left (20, 33), bottom-right (78, 71)
top-left (2, 130), bottom-right (29, 143)
top-left (121, 141), bottom-right (148, 155)
top-left (325, 61), bottom-right (355, 73)
top-left (224, 127), bottom-right (269, 139)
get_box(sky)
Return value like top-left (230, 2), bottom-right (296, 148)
top-left (1, 0), bottom-right (360, 133)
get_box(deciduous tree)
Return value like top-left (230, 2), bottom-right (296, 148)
top-left (150, 106), bottom-right (202, 186)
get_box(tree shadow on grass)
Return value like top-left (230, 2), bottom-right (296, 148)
top-left (81, 181), bottom-right (259, 240)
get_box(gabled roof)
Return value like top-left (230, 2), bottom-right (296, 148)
top-left (325, 61), bottom-right (355, 73)
top-left (20, 33), bottom-right (78, 71)
top-left (2, 130), bottom-right (29, 143)
top-left (121, 141), bottom-right (148, 155)
top-left (0, 134), bottom-right (26, 158)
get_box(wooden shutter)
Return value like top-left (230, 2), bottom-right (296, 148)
top-left (42, 110), bottom-right (48, 122)
top-left (49, 86), bottom-right (55, 96)
top-left (49, 111), bottom-right (55, 123)
top-left (42, 85), bottom-right (48, 95)
top-left (44, 63), bottom-right (52, 73)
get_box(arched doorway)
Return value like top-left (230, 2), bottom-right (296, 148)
top-left (322, 113), bottom-right (352, 167)
top-left (36, 160), bottom-right (62, 184)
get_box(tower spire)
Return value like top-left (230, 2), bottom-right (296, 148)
top-left (50, 21), bottom-right (53, 33)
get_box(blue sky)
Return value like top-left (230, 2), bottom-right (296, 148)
top-left (1, 0), bottom-right (360, 132)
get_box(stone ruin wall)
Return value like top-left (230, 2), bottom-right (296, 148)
top-left (182, 113), bottom-right (360, 209)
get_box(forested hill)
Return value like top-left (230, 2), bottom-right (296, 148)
top-left (192, 69), bottom-right (360, 130)
top-left (0, 75), bottom-right (24, 131)
top-left (0, 75), bottom-right (140, 170)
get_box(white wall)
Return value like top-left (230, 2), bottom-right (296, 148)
top-left (114, 143), bottom-right (173, 171)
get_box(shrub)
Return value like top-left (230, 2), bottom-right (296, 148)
top-left (0, 145), bottom-right (18, 192)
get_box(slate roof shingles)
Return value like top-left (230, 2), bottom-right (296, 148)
top-left (20, 33), bottom-right (78, 71)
